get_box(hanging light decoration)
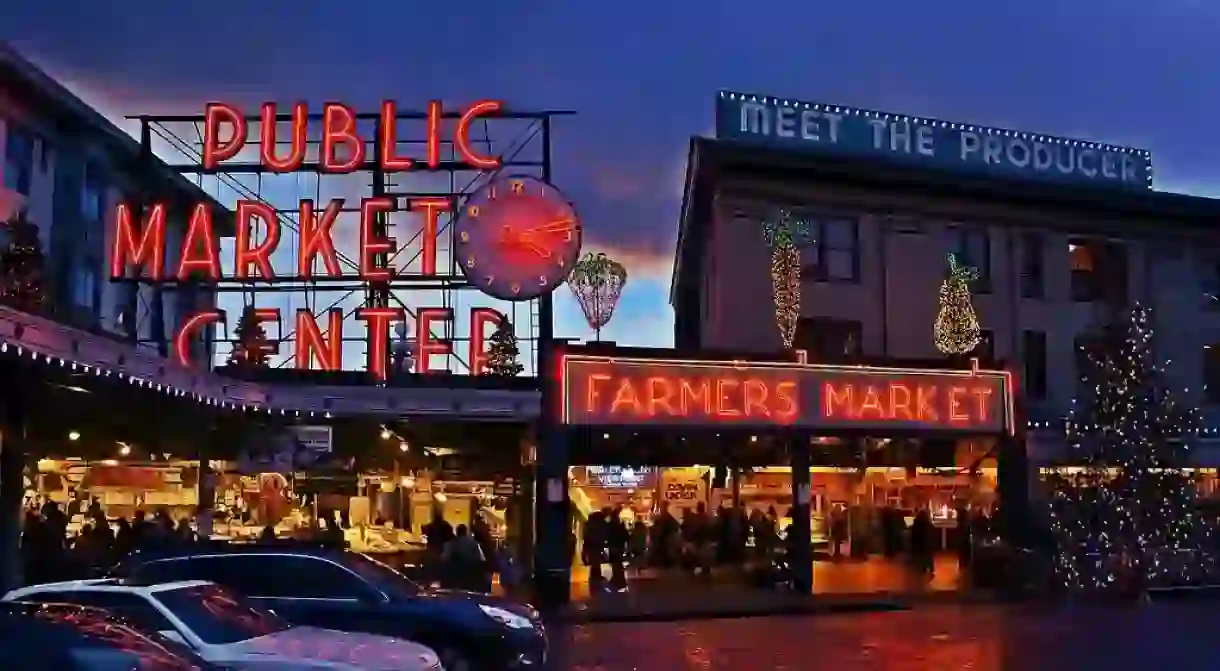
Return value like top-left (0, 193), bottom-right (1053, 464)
top-left (567, 252), bottom-right (628, 341)
top-left (933, 252), bottom-right (982, 355)
top-left (761, 210), bottom-right (811, 349)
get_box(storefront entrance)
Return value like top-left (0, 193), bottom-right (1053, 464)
top-left (536, 344), bottom-right (1022, 605)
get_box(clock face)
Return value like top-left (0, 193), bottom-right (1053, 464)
top-left (454, 176), bottom-right (583, 302)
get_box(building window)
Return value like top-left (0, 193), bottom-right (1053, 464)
top-left (82, 164), bottom-right (106, 223)
top-left (1022, 330), bottom-right (1048, 399)
top-left (794, 317), bottom-right (862, 361)
top-left (1074, 335), bottom-right (1105, 385)
top-left (70, 264), bottom-right (97, 309)
top-left (3, 125), bottom-right (34, 195)
top-left (1206, 345), bottom-right (1220, 404)
top-left (952, 227), bottom-right (991, 293)
top-left (1070, 239), bottom-right (1128, 303)
top-left (1019, 232), bottom-right (1044, 299)
top-left (805, 218), bottom-right (860, 283)
top-left (1200, 256), bottom-right (1220, 310)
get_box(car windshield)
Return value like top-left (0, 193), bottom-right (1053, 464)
top-left (29, 606), bottom-right (217, 670)
top-left (153, 584), bottom-right (292, 645)
top-left (343, 553), bottom-right (421, 600)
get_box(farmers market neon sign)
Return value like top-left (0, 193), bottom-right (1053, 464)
top-left (560, 351), bottom-right (1015, 434)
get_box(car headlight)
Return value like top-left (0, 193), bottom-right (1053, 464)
top-left (479, 604), bottom-right (534, 630)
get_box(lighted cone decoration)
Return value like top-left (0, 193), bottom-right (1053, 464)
top-left (761, 210), bottom-right (811, 349)
top-left (568, 252), bottom-right (628, 340)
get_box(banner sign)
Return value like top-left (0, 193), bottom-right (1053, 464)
top-left (715, 91), bottom-right (1152, 190)
top-left (560, 351), bottom-right (1014, 435)
top-left (584, 466), bottom-right (654, 488)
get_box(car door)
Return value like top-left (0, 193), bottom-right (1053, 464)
top-left (240, 556), bottom-right (387, 631)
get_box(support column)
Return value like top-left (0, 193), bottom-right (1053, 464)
top-left (789, 437), bottom-right (812, 594)
top-left (996, 433), bottom-right (1031, 548)
top-left (0, 362), bottom-right (27, 592)
top-left (532, 421), bottom-right (569, 607)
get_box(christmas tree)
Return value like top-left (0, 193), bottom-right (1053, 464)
top-left (0, 210), bottom-right (46, 312)
top-left (485, 318), bottom-right (523, 376)
top-left (226, 306), bottom-right (274, 368)
top-left (1046, 304), bottom-right (1212, 593)
top-left (933, 253), bottom-right (982, 355)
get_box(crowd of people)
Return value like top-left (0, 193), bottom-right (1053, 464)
top-left (19, 498), bottom-right (197, 585)
top-left (420, 510), bottom-right (505, 593)
top-left (575, 500), bottom-right (997, 591)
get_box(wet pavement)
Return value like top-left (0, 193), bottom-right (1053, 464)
top-left (552, 601), bottom-right (1220, 669)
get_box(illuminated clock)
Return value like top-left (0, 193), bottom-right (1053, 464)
top-left (454, 175), bottom-right (582, 302)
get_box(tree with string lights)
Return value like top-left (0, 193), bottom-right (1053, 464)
top-left (1045, 303), bottom-right (1213, 593)
top-left (933, 253), bottom-right (981, 355)
top-left (484, 318), bottom-right (523, 377)
top-left (226, 306), bottom-right (275, 369)
top-left (0, 210), bottom-right (46, 312)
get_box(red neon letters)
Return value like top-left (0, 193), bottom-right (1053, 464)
top-left (171, 307), bottom-right (506, 379)
top-left (201, 100), bottom-right (502, 172)
top-left (821, 382), bottom-right (995, 425)
top-left (563, 358), bottom-right (1008, 432)
top-left (121, 99), bottom-right (513, 377)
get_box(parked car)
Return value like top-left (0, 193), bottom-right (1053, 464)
top-left (0, 600), bottom-right (221, 670)
top-left (4, 579), bottom-right (442, 671)
top-left (110, 546), bottom-right (546, 671)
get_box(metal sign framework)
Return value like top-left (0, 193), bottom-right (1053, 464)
top-left (122, 105), bottom-right (575, 375)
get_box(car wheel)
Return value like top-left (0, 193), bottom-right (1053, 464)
top-left (436, 646), bottom-right (475, 671)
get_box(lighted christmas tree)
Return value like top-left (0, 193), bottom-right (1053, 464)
top-left (1045, 303), bottom-right (1212, 592)
top-left (226, 306), bottom-right (274, 368)
top-left (933, 253), bottom-right (982, 355)
top-left (0, 210), bottom-right (46, 312)
top-left (485, 318), bottom-right (523, 377)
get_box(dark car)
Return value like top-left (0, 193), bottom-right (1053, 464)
top-left (111, 546), bottom-right (545, 671)
top-left (0, 600), bottom-right (220, 670)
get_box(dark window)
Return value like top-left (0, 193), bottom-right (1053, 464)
top-left (81, 164), bottom-right (106, 223)
top-left (1205, 345), bottom-right (1220, 404)
top-left (3, 125), bottom-right (34, 195)
top-left (794, 318), bottom-right (862, 361)
top-left (342, 552), bottom-right (420, 600)
top-left (135, 555), bottom-right (372, 600)
top-left (71, 264), bottom-right (97, 309)
top-left (953, 227), bottom-right (991, 293)
top-left (1201, 258), bottom-right (1220, 310)
top-left (1020, 232), bottom-right (1044, 299)
top-left (805, 218), bottom-right (860, 283)
top-left (971, 330), bottom-right (995, 362)
top-left (154, 584), bottom-right (291, 645)
top-left (1074, 336), bottom-right (1099, 384)
top-left (1070, 240), bottom-right (1096, 301)
top-left (1070, 239), bottom-right (1128, 303)
top-left (1022, 331), bottom-right (1048, 399)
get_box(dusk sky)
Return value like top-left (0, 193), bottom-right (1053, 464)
top-left (3, 1), bottom-right (1219, 365)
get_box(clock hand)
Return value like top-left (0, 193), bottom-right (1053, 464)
top-left (519, 218), bottom-right (574, 236)
top-left (498, 225), bottom-right (554, 258)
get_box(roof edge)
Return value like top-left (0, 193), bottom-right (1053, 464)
top-left (0, 42), bottom-right (232, 224)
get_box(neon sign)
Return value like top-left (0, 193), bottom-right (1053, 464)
top-left (108, 101), bottom-right (582, 378)
top-left (560, 351), bottom-right (1014, 434)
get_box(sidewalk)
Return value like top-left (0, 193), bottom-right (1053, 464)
top-left (548, 555), bottom-right (983, 623)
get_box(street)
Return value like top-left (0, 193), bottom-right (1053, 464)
top-left (552, 601), bottom-right (1220, 669)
